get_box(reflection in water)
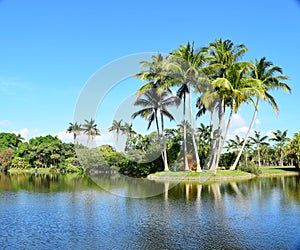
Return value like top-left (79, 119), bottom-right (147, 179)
top-left (0, 173), bottom-right (300, 249)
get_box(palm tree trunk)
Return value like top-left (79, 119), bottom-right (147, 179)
top-left (212, 99), bottom-right (225, 173)
top-left (205, 108), bottom-right (215, 170)
top-left (280, 148), bottom-right (283, 166)
top-left (183, 93), bottom-right (189, 171)
top-left (188, 84), bottom-right (201, 172)
top-left (161, 113), bottom-right (169, 171)
top-left (230, 99), bottom-right (259, 170)
top-left (257, 145), bottom-right (261, 167)
top-left (215, 106), bottom-right (233, 170)
top-left (155, 110), bottom-right (164, 162)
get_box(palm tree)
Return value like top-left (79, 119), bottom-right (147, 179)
top-left (135, 53), bottom-right (170, 95)
top-left (196, 123), bottom-right (211, 144)
top-left (132, 88), bottom-right (178, 171)
top-left (122, 122), bottom-right (137, 151)
top-left (269, 129), bottom-right (290, 166)
top-left (226, 135), bottom-right (244, 152)
top-left (108, 119), bottom-right (124, 145)
top-left (67, 122), bottom-right (82, 144)
top-left (82, 118), bottom-right (100, 145)
top-left (226, 135), bottom-right (252, 166)
top-left (122, 122), bottom-right (136, 138)
top-left (15, 134), bottom-right (24, 147)
top-left (249, 131), bottom-right (269, 166)
top-left (231, 57), bottom-right (291, 170)
top-left (167, 42), bottom-right (204, 172)
top-left (201, 38), bottom-right (249, 172)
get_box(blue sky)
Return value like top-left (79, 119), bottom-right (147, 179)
top-left (0, 0), bottom-right (300, 145)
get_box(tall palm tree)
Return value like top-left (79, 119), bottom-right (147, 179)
top-left (231, 57), bottom-right (291, 170)
top-left (132, 88), bottom-right (178, 171)
top-left (201, 38), bottom-right (249, 172)
top-left (134, 53), bottom-right (179, 171)
top-left (269, 129), bottom-right (290, 166)
top-left (67, 122), bottom-right (82, 144)
top-left (167, 42), bottom-right (204, 172)
top-left (135, 53), bottom-right (171, 95)
top-left (108, 119), bottom-right (124, 145)
top-left (249, 131), bottom-right (269, 166)
top-left (82, 118), bottom-right (100, 145)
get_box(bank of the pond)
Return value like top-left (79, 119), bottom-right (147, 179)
top-left (7, 168), bottom-right (83, 175)
top-left (8, 168), bottom-right (56, 174)
top-left (147, 166), bottom-right (300, 182)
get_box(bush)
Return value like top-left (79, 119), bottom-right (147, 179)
top-left (0, 149), bottom-right (14, 171)
top-left (11, 157), bottom-right (30, 169)
top-left (238, 163), bottom-right (262, 175)
top-left (118, 159), bottom-right (158, 177)
top-left (219, 152), bottom-right (237, 169)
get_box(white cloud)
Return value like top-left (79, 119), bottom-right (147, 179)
top-left (255, 119), bottom-right (261, 125)
top-left (57, 130), bottom-right (114, 147)
top-left (0, 120), bottom-right (9, 126)
top-left (11, 128), bottom-right (42, 141)
top-left (56, 130), bottom-right (74, 142)
top-left (233, 126), bottom-right (253, 137)
top-left (230, 113), bottom-right (246, 128)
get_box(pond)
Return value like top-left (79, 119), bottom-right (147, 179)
top-left (0, 173), bottom-right (300, 249)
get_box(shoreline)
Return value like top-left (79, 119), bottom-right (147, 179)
top-left (147, 167), bottom-right (300, 183)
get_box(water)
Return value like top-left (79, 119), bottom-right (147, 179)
top-left (0, 173), bottom-right (300, 249)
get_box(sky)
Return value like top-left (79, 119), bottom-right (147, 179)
top-left (0, 0), bottom-right (300, 147)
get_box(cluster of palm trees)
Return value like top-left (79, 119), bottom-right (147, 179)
top-left (67, 119), bottom-right (100, 145)
top-left (131, 39), bottom-right (291, 172)
top-left (108, 120), bottom-right (136, 144)
top-left (66, 38), bottom-right (291, 173)
top-left (226, 129), bottom-right (290, 167)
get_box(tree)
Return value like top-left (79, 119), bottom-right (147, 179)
top-left (201, 38), bottom-right (249, 172)
top-left (132, 88), bottom-right (178, 171)
top-left (108, 119), bottom-right (124, 145)
top-left (226, 135), bottom-right (252, 166)
top-left (82, 118), bottom-right (100, 146)
top-left (67, 122), bottom-right (82, 144)
top-left (269, 129), bottom-right (290, 166)
top-left (0, 132), bottom-right (24, 149)
top-left (231, 57), bottom-right (291, 170)
top-left (249, 131), bottom-right (269, 166)
top-left (122, 122), bottom-right (137, 151)
top-left (122, 122), bottom-right (136, 138)
top-left (0, 149), bottom-right (14, 171)
top-left (167, 41), bottom-right (205, 172)
top-left (288, 133), bottom-right (300, 169)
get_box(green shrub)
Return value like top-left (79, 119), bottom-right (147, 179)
top-left (11, 157), bottom-right (31, 169)
top-left (118, 159), bottom-right (159, 177)
top-left (238, 163), bottom-right (262, 175)
top-left (219, 152), bottom-right (237, 169)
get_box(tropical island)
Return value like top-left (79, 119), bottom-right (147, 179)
top-left (1, 39), bottom-right (300, 181)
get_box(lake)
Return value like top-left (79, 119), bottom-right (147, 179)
top-left (0, 173), bottom-right (300, 249)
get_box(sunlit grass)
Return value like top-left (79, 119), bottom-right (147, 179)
top-left (149, 169), bottom-right (252, 178)
top-left (149, 166), bottom-right (299, 180)
top-left (260, 166), bottom-right (299, 175)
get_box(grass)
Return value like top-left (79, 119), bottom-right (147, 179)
top-left (148, 169), bottom-right (253, 181)
top-left (148, 166), bottom-right (299, 182)
top-left (151, 169), bottom-right (249, 177)
top-left (8, 168), bottom-right (58, 174)
top-left (260, 166), bottom-right (299, 175)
